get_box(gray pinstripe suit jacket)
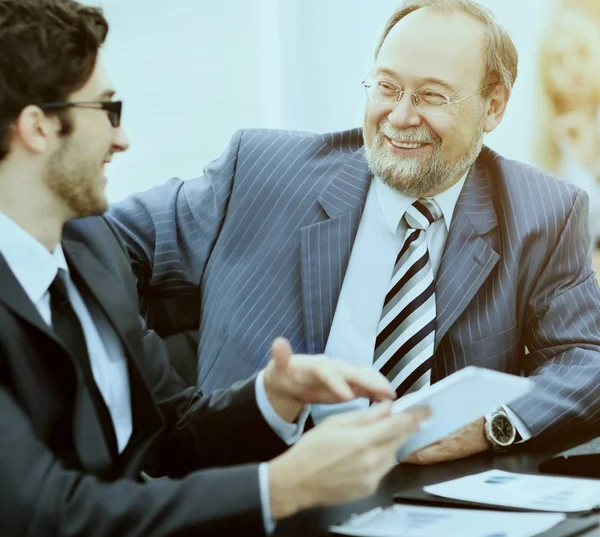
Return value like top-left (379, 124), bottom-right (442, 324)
top-left (108, 128), bottom-right (600, 440)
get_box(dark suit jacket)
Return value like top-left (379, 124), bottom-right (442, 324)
top-left (0, 216), bottom-right (286, 536)
top-left (108, 128), bottom-right (600, 442)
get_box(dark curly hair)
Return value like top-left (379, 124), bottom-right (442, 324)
top-left (0, 0), bottom-right (108, 161)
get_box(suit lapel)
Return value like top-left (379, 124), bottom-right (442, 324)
top-left (62, 239), bottom-right (144, 360)
top-left (0, 243), bottom-right (141, 361)
top-left (0, 256), bottom-right (61, 345)
top-left (62, 237), bottom-right (164, 471)
top-left (434, 156), bottom-right (500, 348)
top-left (301, 149), bottom-right (371, 354)
top-left (117, 362), bottom-right (165, 477)
top-left (0, 252), bottom-right (115, 475)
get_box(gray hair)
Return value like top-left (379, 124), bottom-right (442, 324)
top-left (374, 0), bottom-right (518, 97)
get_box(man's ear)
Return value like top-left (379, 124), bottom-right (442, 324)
top-left (14, 105), bottom-right (60, 155)
top-left (483, 85), bottom-right (510, 134)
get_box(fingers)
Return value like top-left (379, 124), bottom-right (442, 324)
top-left (403, 443), bottom-right (446, 465)
top-left (325, 403), bottom-right (429, 444)
top-left (314, 365), bottom-right (354, 401)
top-left (285, 351), bottom-right (395, 402)
top-left (402, 438), bottom-right (443, 465)
top-left (324, 359), bottom-right (395, 401)
top-left (343, 366), bottom-right (396, 401)
top-left (402, 452), bottom-right (420, 464)
top-left (365, 406), bottom-right (430, 448)
top-left (271, 337), bottom-right (293, 373)
top-left (325, 400), bottom-right (394, 427)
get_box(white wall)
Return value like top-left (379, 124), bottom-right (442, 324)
top-left (94, 0), bottom-right (559, 202)
top-left (97, 0), bottom-right (274, 200)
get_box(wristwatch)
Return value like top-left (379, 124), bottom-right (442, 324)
top-left (484, 409), bottom-right (517, 451)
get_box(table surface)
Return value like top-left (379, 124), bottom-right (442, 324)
top-left (275, 437), bottom-right (600, 537)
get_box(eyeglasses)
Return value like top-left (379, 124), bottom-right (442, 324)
top-left (40, 100), bottom-right (123, 128)
top-left (362, 72), bottom-right (494, 116)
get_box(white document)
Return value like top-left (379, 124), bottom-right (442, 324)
top-left (425, 470), bottom-right (600, 513)
top-left (330, 504), bottom-right (566, 537)
top-left (391, 367), bottom-right (534, 458)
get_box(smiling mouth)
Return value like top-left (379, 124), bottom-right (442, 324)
top-left (386, 137), bottom-right (429, 149)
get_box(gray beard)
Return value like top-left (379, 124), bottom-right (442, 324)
top-left (364, 122), bottom-right (485, 197)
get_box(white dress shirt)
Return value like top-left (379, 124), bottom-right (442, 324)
top-left (0, 213), bottom-right (134, 452)
top-left (310, 175), bottom-right (531, 441)
top-left (0, 212), bottom-right (306, 534)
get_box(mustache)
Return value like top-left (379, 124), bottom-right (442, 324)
top-left (377, 120), bottom-right (440, 144)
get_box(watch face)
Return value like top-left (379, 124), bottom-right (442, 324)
top-left (491, 415), bottom-right (515, 445)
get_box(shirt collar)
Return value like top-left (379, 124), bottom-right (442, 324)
top-left (0, 212), bottom-right (69, 304)
top-left (373, 170), bottom-right (469, 235)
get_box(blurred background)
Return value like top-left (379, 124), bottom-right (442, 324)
top-left (93, 0), bottom-right (600, 264)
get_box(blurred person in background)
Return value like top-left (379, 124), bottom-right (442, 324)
top-left (534, 9), bottom-right (600, 248)
top-left (561, 0), bottom-right (600, 31)
top-left (0, 0), bottom-right (431, 535)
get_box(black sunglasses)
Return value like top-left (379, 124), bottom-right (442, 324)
top-left (40, 100), bottom-right (122, 128)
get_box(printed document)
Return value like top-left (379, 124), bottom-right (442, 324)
top-left (330, 504), bottom-right (565, 537)
top-left (424, 470), bottom-right (600, 513)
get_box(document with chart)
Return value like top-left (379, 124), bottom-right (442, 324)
top-left (329, 505), bottom-right (565, 537)
top-left (424, 470), bottom-right (600, 513)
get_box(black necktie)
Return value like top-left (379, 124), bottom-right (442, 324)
top-left (49, 269), bottom-right (117, 468)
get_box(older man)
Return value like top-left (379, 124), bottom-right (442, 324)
top-left (110, 0), bottom-right (600, 465)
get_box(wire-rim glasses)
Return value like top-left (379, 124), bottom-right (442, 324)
top-left (362, 71), bottom-right (494, 116)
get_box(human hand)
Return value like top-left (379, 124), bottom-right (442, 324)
top-left (402, 417), bottom-right (489, 465)
top-left (263, 337), bottom-right (396, 422)
top-left (267, 402), bottom-right (430, 519)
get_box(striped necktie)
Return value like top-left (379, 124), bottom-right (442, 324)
top-left (373, 198), bottom-right (443, 398)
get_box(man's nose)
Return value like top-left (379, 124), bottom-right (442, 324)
top-left (112, 126), bottom-right (130, 152)
top-left (387, 93), bottom-right (423, 130)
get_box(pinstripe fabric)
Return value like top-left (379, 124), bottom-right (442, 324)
top-left (108, 128), bottom-right (600, 440)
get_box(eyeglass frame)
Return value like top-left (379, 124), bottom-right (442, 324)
top-left (39, 100), bottom-right (123, 128)
top-left (362, 71), bottom-right (496, 116)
